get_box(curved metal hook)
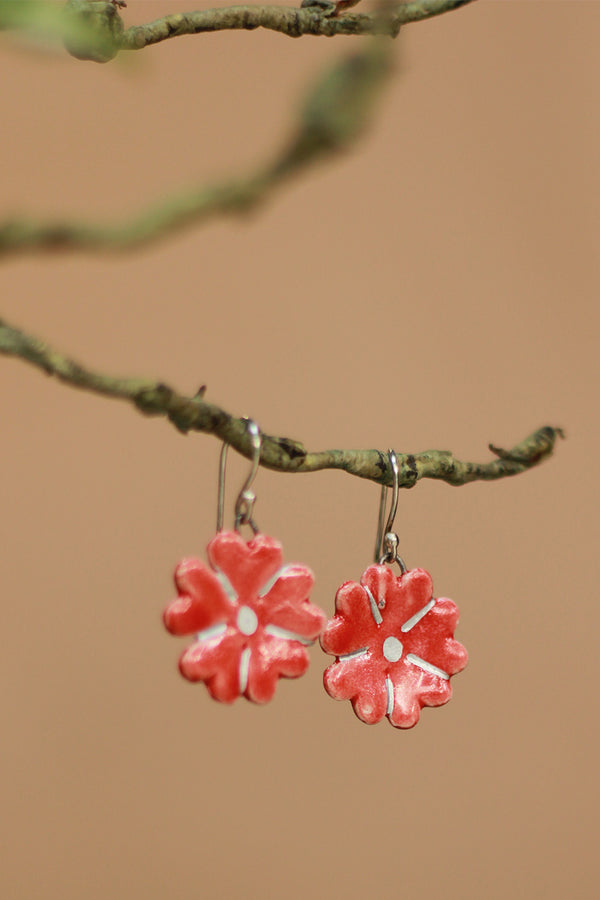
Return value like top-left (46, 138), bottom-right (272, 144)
top-left (217, 419), bottom-right (262, 534)
top-left (375, 449), bottom-right (407, 573)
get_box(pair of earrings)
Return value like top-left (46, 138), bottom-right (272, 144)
top-left (163, 421), bottom-right (468, 728)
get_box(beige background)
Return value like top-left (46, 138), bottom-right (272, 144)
top-left (1, 2), bottom-right (598, 898)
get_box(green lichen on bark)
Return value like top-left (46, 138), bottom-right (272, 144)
top-left (0, 40), bottom-right (392, 257)
top-left (62, 0), bottom-right (124, 63)
top-left (0, 315), bottom-right (563, 489)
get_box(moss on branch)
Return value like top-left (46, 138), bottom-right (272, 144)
top-left (0, 1), bottom-right (475, 56)
top-left (0, 315), bottom-right (563, 488)
top-left (118, 1), bottom-right (476, 49)
top-left (0, 39), bottom-right (392, 258)
top-left (0, 1), bottom-right (560, 498)
top-left (0, 1), bottom-right (477, 61)
top-left (0, 1), bottom-right (477, 257)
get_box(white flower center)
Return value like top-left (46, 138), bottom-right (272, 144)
top-left (382, 636), bottom-right (403, 663)
top-left (237, 605), bottom-right (258, 636)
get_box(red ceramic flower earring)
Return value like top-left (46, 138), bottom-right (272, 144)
top-left (163, 420), bottom-right (327, 704)
top-left (321, 450), bottom-right (468, 728)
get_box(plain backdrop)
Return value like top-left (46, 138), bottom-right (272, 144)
top-left (1, 2), bottom-right (598, 898)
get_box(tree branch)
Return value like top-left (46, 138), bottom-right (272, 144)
top-left (0, 1), bottom-right (477, 258)
top-left (0, 39), bottom-right (392, 258)
top-left (119, 1), bottom-right (477, 49)
top-left (1, 4), bottom-right (561, 495)
top-left (0, 314), bottom-right (563, 488)
top-left (0, 2), bottom-right (477, 53)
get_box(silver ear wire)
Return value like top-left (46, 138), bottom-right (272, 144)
top-left (375, 449), bottom-right (407, 573)
top-left (217, 419), bottom-right (262, 534)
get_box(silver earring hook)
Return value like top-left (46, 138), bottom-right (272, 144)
top-left (216, 419), bottom-right (262, 534)
top-left (375, 449), bottom-right (407, 573)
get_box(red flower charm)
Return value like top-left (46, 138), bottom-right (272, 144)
top-left (321, 565), bottom-right (467, 728)
top-left (163, 531), bottom-right (326, 704)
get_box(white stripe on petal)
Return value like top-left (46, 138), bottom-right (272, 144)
top-left (401, 598), bottom-right (436, 632)
top-left (196, 622), bottom-right (227, 642)
top-left (406, 653), bottom-right (449, 680)
top-left (214, 568), bottom-right (237, 603)
top-left (365, 586), bottom-right (383, 625)
top-left (263, 624), bottom-right (313, 645)
top-left (338, 647), bottom-right (369, 661)
top-left (385, 677), bottom-right (394, 716)
top-left (258, 565), bottom-right (294, 598)
top-left (239, 648), bottom-right (251, 692)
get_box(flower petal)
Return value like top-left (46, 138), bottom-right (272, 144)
top-left (362, 566), bottom-right (434, 634)
top-left (360, 564), bottom-right (397, 610)
top-left (352, 677), bottom-right (389, 725)
top-left (163, 558), bottom-right (232, 636)
top-left (388, 661), bottom-right (454, 728)
top-left (320, 581), bottom-right (379, 656)
top-left (387, 665), bottom-right (426, 728)
top-left (416, 672), bottom-right (454, 709)
top-left (178, 630), bottom-right (244, 703)
top-left (403, 598), bottom-right (468, 676)
top-left (323, 654), bottom-right (387, 724)
top-left (261, 565), bottom-right (325, 639)
top-left (245, 635), bottom-right (310, 704)
top-left (208, 531), bottom-right (283, 599)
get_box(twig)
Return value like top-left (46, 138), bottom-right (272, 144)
top-left (119, 1), bottom-right (477, 49)
top-left (0, 315), bottom-right (563, 488)
top-left (0, 2), bottom-right (477, 51)
top-left (0, 39), bottom-right (391, 258)
top-left (0, 1), bottom-right (477, 257)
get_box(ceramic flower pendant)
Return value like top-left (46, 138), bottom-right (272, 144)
top-left (321, 565), bottom-right (467, 728)
top-left (163, 530), bottom-right (326, 704)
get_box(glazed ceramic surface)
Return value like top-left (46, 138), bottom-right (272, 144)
top-left (321, 565), bottom-right (467, 728)
top-left (164, 530), bottom-right (326, 703)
